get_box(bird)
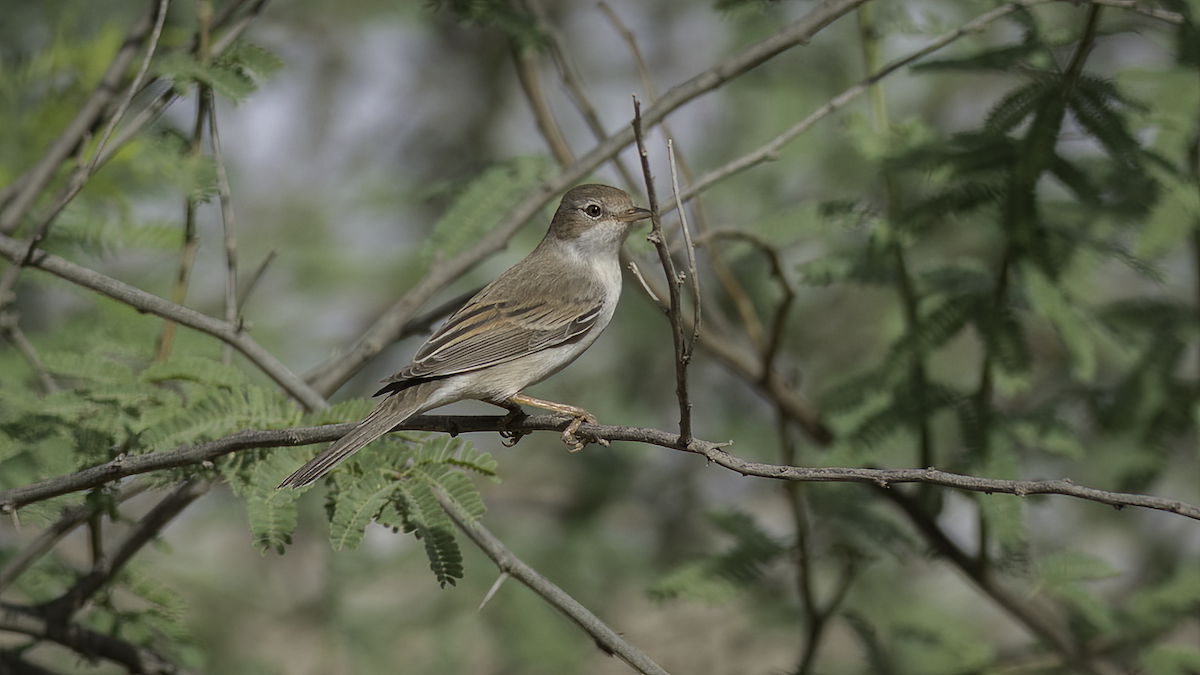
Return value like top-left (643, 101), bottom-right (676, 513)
top-left (279, 184), bottom-right (652, 489)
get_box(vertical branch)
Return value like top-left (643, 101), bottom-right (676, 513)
top-left (207, 98), bottom-right (240, 365)
top-left (632, 97), bottom-right (694, 446)
top-left (666, 141), bottom-right (701, 357)
top-left (157, 1), bottom-right (213, 362)
top-left (601, 2), bottom-right (765, 350)
top-left (856, 5), bottom-right (933, 470)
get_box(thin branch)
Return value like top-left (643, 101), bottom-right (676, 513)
top-left (437, 489), bottom-right (672, 675)
top-left (633, 99), bottom-right (694, 446)
top-left (602, 0), bottom-right (767, 354)
top-left (207, 94), bottom-right (241, 365)
top-left (531, 0), bottom-right (639, 188)
top-left (0, 603), bottom-right (192, 675)
top-left (157, 3), bottom-right (213, 363)
top-left (303, 0), bottom-right (870, 397)
top-left (884, 489), bottom-right (1105, 674)
top-left (1087, 0), bottom-right (1182, 22)
top-left (0, 0), bottom-right (161, 235)
top-left (627, 260), bottom-right (667, 312)
top-left (86, 0), bottom-right (172, 175)
top-left (0, 485), bottom-right (148, 591)
top-left (674, 0), bottom-right (1058, 209)
top-left (0, 317), bottom-right (58, 394)
top-left (3, 416), bottom-right (1197, 523)
top-left (633, 255), bottom-right (833, 444)
top-left (40, 480), bottom-right (210, 621)
top-left (511, 44), bottom-right (575, 168)
top-left (0, 232), bottom-right (327, 411)
top-left (667, 141), bottom-right (701, 357)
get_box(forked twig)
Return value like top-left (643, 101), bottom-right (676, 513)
top-left (632, 97), bottom-right (695, 445)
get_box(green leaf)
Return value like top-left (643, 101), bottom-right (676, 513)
top-left (421, 156), bottom-right (549, 264)
top-left (1141, 648), bottom-right (1200, 675)
top-left (1128, 567), bottom-right (1200, 634)
top-left (1136, 166), bottom-right (1200, 259)
top-left (1020, 262), bottom-right (1097, 382)
top-left (140, 356), bottom-right (251, 390)
top-left (974, 434), bottom-right (1026, 548)
top-left (985, 75), bottom-right (1059, 134)
top-left (246, 455), bottom-right (301, 554)
top-left (402, 479), bottom-right (464, 587)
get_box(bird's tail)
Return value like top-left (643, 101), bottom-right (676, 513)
top-left (278, 386), bottom-right (429, 489)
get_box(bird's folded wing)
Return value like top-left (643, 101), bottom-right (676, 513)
top-left (384, 296), bottom-right (602, 384)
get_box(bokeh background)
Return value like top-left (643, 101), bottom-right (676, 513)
top-left (2, 0), bottom-right (1199, 673)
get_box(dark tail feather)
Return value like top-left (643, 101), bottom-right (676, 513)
top-left (278, 391), bottom-right (424, 489)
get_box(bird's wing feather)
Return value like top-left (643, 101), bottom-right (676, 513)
top-left (398, 296), bottom-right (601, 380)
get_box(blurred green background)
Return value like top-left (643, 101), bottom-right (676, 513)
top-left (2, 0), bottom-right (1199, 673)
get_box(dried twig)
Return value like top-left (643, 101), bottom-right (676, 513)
top-left (207, 95), bottom-right (242, 365)
top-left (437, 489), bottom-right (671, 675)
top-left (0, 232), bottom-right (327, 411)
top-left (633, 98), bottom-right (695, 445)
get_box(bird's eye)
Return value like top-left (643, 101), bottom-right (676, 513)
top-left (584, 204), bottom-right (603, 218)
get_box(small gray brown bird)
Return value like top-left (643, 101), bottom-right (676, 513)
top-left (279, 184), bottom-right (652, 489)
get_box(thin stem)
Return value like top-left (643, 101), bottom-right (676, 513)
top-left (0, 233), bottom-right (327, 411)
top-left (633, 98), bottom-right (694, 445)
top-left (437, 489), bottom-right (672, 675)
top-left (157, 3), bottom-right (213, 362)
top-left (207, 95), bottom-right (241, 365)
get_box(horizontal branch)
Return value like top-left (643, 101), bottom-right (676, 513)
top-left (3, 415), bottom-right (1196, 523)
top-left (0, 233), bottom-right (327, 412)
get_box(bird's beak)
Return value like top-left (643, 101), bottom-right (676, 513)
top-left (619, 206), bottom-right (654, 223)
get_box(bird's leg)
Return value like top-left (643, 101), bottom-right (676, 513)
top-left (507, 393), bottom-right (608, 451)
top-left (488, 398), bottom-right (530, 447)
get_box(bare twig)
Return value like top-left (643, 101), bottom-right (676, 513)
top-left (530, 0), bottom-right (639, 188)
top-left (157, 2), bottom-right (213, 362)
top-left (208, 95), bottom-right (241, 365)
top-left (437, 489), bottom-right (672, 675)
top-left (627, 261), bottom-right (667, 312)
top-left (0, 0), bottom-right (171, 311)
top-left (0, 603), bottom-right (191, 675)
top-left (511, 45), bottom-right (575, 168)
top-left (0, 232), bottom-right (327, 411)
top-left (303, 0), bottom-right (870, 397)
top-left (633, 257), bottom-right (832, 444)
top-left (694, 229), bottom-right (794, 375)
top-left (602, 1), bottom-right (767, 353)
top-left (674, 0), bottom-right (1058, 209)
top-left (0, 484), bottom-right (148, 591)
top-left (0, 317), bottom-right (58, 394)
top-left (633, 98), bottom-right (695, 446)
top-left (3, 416), bottom-right (1197, 523)
top-left (0, 0), bottom-right (161, 235)
top-left (667, 141), bottom-right (700, 356)
top-left (87, 0), bottom-right (172, 175)
top-left (40, 479), bottom-right (210, 621)
top-left (1088, 0), bottom-right (1182, 22)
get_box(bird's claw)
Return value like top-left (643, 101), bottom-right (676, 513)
top-left (561, 413), bottom-right (606, 452)
top-left (499, 408), bottom-right (530, 447)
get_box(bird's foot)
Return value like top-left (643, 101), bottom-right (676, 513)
top-left (497, 404), bottom-right (530, 447)
top-left (506, 393), bottom-right (608, 452)
top-left (561, 411), bottom-right (604, 452)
